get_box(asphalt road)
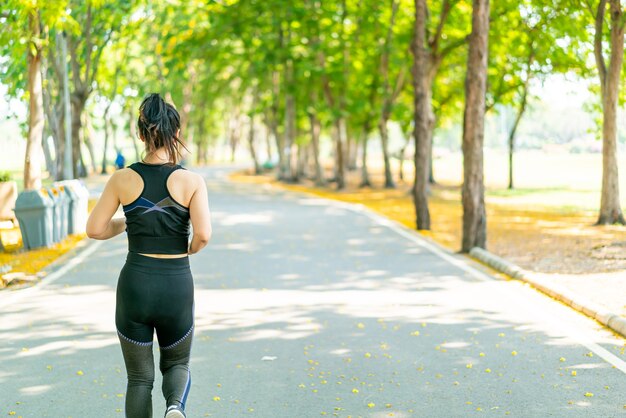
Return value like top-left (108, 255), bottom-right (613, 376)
top-left (1, 166), bottom-right (625, 418)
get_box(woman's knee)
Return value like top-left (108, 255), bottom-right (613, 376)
top-left (119, 334), bottom-right (156, 383)
top-left (159, 327), bottom-right (193, 372)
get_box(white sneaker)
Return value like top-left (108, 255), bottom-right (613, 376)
top-left (165, 404), bottom-right (186, 418)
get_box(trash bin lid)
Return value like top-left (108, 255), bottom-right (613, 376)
top-left (56, 179), bottom-right (89, 199)
top-left (55, 185), bottom-right (71, 201)
top-left (15, 189), bottom-right (54, 209)
top-left (54, 183), bottom-right (78, 200)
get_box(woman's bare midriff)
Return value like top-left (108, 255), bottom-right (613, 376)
top-left (139, 253), bottom-right (189, 259)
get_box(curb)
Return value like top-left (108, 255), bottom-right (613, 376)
top-left (470, 246), bottom-right (626, 339)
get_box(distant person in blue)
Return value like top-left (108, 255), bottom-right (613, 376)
top-left (115, 149), bottom-right (126, 170)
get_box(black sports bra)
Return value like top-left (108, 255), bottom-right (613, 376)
top-left (123, 162), bottom-right (190, 254)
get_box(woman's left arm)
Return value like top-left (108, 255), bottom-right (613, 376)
top-left (86, 172), bottom-right (126, 240)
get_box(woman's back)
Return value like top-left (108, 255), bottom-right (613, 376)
top-left (117, 163), bottom-right (197, 209)
top-left (86, 92), bottom-right (211, 418)
top-left (121, 162), bottom-right (191, 255)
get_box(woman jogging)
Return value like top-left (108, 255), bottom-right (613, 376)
top-left (86, 93), bottom-right (212, 418)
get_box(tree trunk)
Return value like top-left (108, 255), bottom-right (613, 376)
top-left (507, 80), bottom-right (530, 190)
top-left (83, 113), bottom-right (97, 174)
top-left (70, 94), bottom-right (87, 177)
top-left (271, 71), bottom-right (286, 180)
top-left (412, 0), bottom-right (431, 230)
top-left (461, 0), bottom-right (490, 251)
top-left (345, 135), bottom-right (351, 172)
top-left (296, 144), bottom-right (306, 180)
top-left (345, 135), bottom-right (354, 171)
top-left (284, 47), bottom-right (296, 180)
top-left (195, 112), bottom-right (207, 165)
top-left (360, 121), bottom-right (372, 188)
top-left (308, 107), bottom-right (325, 186)
top-left (54, 120), bottom-right (65, 180)
top-left (42, 129), bottom-right (56, 178)
top-left (230, 130), bottom-right (239, 163)
top-left (40, 56), bottom-right (59, 179)
top-left (378, 0), bottom-right (400, 189)
top-left (315, 1), bottom-right (345, 190)
top-left (595, 0), bottom-right (625, 224)
top-left (346, 127), bottom-right (358, 171)
top-left (59, 32), bottom-right (73, 180)
top-left (264, 123), bottom-right (274, 162)
top-left (334, 119), bottom-right (346, 189)
top-left (398, 132), bottom-right (410, 182)
top-left (379, 119), bottom-right (396, 188)
top-left (78, 148), bottom-right (87, 178)
top-left (129, 107), bottom-right (141, 162)
top-left (102, 110), bottom-right (111, 174)
top-left (428, 139), bottom-right (435, 184)
top-left (248, 112), bottom-right (261, 174)
top-left (24, 9), bottom-right (44, 190)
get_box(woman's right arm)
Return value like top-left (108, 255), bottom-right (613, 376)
top-left (188, 173), bottom-right (212, 255)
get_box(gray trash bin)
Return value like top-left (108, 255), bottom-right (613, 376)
top-left (13, 189), bottom-right (54, 250)
top-left (55, 180), bottom-right (88, 234)
top-left (48, 187), bottom-right (68, 242)
top-left (58, 184), bottom-right (78, 234)
top-left (56, 186), bottom-right (70, 239)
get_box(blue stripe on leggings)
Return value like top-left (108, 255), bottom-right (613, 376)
top-left (181, 370), bottom-right (191, 408)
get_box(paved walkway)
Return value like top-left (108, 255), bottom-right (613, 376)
top-left (1, 166), bottom-right (625, 417)
top-left (537, 270), bottom-right (626, 319)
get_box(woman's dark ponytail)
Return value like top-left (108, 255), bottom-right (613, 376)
top-left (137, 93), bottom-right (188, 164)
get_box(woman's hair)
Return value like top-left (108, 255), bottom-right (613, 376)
top-left (137, 93), bottom-right (188, 164)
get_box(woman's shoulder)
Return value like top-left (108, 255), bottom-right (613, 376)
top-left (111, 167), bottom-right (137, 180)
top-left (106, 167), bottom-right (141, 187)
top-left (171, 167), bottom-right (204, 188)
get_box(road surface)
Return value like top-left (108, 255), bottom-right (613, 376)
top-left (1, 166), bottom-right (625, 417)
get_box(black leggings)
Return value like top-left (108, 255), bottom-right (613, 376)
top-left (116, 253), bottom-right (194, 418)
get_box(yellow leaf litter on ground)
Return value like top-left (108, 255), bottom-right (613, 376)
top-left (0, 197), bottom-right (96, 288)
top-left (230, 169), bottom-right (626, 275)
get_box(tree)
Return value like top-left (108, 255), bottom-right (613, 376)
top-left (411, 0), bottom-right (471, 230)
top-left (592, 0), bottom-right (625, 224)
top-left (487, 1), bottom-right (583, 190)
top-left (66, 0), bottom-right (132, 177)
top-left (461, 0), bottom-right (490, 252)
top-left (24, 7), bottom-right (45, 190)
top-left (412, 0), bottom-right (431, 229)
top-left (377, 0), bottom-right (406, 189)
top-left (1, 1), bottom-right (68, 187)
